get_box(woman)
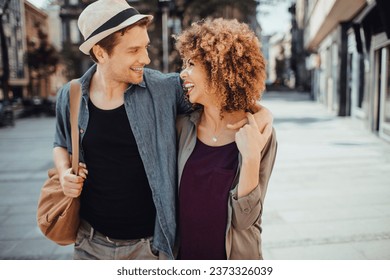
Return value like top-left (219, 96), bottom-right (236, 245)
top-left (175, 18), bottom-right (277, 260)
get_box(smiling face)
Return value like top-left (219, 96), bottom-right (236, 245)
top-left (97, 25), bottom-right (151, 85)
top-left (175, 18), bottom-right (266, 114)
top-left (180, 59), bottom-right (216, 107)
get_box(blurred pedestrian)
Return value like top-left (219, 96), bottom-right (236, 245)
top-left (175, 18), bottom-right (277, 260)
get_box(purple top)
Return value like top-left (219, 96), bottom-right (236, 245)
top-left (179, 138), bottom-right (239, 260)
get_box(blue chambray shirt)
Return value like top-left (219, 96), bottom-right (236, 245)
top-left (53, 64), bottom-right (191, 259)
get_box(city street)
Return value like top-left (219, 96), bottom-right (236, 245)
top-left (0, 114), bottom-right (73, 259)
top-left (0, 90), bottom-right (390, 260)
top-left (261, 91), bottom-right (390, 260)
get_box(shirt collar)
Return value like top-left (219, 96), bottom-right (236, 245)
top-left (189, 109), bottom-right (202, 125)
top-left (137, 79), bottom-right (146, 88)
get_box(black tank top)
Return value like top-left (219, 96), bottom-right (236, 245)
top-left (80, 99), bottom-right (156, 239)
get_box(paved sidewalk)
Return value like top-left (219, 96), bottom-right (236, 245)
top-left (261, 91), bottom-right (390, 260)
top-left (0, 115), bottom-right (74, 259)
top-left (0, 91), bottom-right (389, 260)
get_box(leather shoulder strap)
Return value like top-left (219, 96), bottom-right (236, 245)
top-left (69, 79), bottom-right (82, 175)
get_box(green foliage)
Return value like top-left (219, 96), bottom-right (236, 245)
top-left (27, 29), bottom-right (59, 77)
top-left (182, 0), bottom-right (257, 27)
top-left (60, 42), bottom-right (85, 79)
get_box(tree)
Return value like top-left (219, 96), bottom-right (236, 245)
top-left (163, 0), bottom-right (258, 72)
top-left (27, 25), bottom-right (59, 99)
top-left (181, 0), bottom-right (257, 28)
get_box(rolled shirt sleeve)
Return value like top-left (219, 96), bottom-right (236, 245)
top-left (230, 129), bottom-right (277, 230)
top-left (231, 184), bottom-right (262, 231)
top-left (53, 83), bottom-right (71, 151)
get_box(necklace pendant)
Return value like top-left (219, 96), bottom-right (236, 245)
top-left (212, 136), bottom-right (218, 142)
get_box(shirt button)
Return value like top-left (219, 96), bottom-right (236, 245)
top-left (243, 208), bottom-right (250, 213)
top-left (80, 129), bottom-right (84, 133)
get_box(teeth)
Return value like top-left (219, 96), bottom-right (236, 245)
top-left (183, 83), bottom-right (194, 92)
top-left (132, 67), bottom-right (143, 71)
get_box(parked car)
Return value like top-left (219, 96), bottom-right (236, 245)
top-left (0, 100), bottom-right (14, 127)
top-left (44, 95), bottom-right (56, 116)
top-left (22, 96), bottom-right (56, 117)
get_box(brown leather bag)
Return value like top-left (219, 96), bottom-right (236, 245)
top-left (37, 80), bottom-right (82, 246)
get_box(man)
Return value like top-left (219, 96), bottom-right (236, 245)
top-left (53, 0), bottom-right (272, 260)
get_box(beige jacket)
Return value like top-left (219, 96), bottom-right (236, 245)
top-left (176, 111), bottom-right (277, 259)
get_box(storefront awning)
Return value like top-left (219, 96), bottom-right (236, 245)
top-left (354, 0), bottom-right (390, 53)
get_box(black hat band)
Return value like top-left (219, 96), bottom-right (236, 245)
top-left (86, 8), bottom-right (140, 41)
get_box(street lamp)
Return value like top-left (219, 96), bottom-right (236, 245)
top-left (159, 0), bottom-right (171, 73)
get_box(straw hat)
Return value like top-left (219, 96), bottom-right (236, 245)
top-left (78, 0), bottom-right (153, 55)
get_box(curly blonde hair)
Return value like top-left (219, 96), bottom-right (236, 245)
top-left (175, 18), bottom-right (266, 113)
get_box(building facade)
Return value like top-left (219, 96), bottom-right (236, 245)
top-left (58, 0), bottom-right (169, 76)
top-left (58, 0), bottom-right (90, 77)
top-left (58, 0), bottom-right (261, 76)
top-left (296, 0), bottom-right (390, 142)
top-left (354, 0), bottom-right (390, 142)
top-left (0, 0), bottom-right (28, 102)
top-left (25, 0), bottom-right (49, 100)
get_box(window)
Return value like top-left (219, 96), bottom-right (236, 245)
top-left (70, 20), bottom-right (80, 44)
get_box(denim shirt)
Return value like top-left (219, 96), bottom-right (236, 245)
top-left (54, 64), bottom-right (191, 259)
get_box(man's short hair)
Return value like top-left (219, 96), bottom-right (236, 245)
top-left (89, 17), bottom-right (151, 63)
